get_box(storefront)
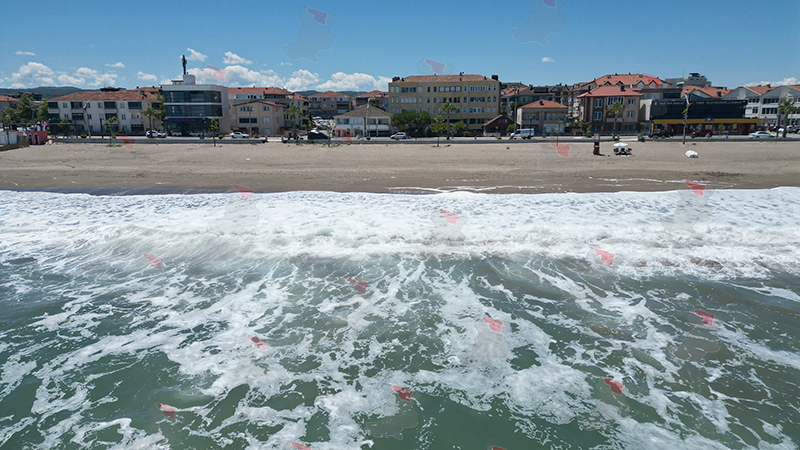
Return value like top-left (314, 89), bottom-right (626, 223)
top-left (652, 118), bottom-right (765, 135)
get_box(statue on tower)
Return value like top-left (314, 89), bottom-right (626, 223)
top-left (181, 55), bottom-right (187, 75)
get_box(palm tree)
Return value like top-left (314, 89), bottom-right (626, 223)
top-left (681, 94), bottom-right (691, 145)
top-left (141, 107), bottom-right (157, 133)
top-left (441, 101), bottom-right (456, 139)
top-left (778, 99), bottom-right (798, 138)
top-left (102, 116), bottom-right (118, 144)
top-left (209, 119), bottom-right (219, 147)
top-left (287, 104), bottom-right (302, 141)
top-left (606, 100), bottom-right (624, 140)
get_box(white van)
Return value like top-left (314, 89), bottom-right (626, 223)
top-left (509, 128), bottom-right (536, 139)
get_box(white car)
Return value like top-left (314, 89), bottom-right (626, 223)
top-left (146, 130), bottom-right (166, 138)
top-left (229, 132), bottom-right (250, 139)
top-left (390, 132), bottom-right (407, 139)
top-left (170, 131), bottom-right (182, 136)
top-left (748, 131), bottom-right (773, 139)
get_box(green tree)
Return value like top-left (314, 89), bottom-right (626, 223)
top-left (507, 123), bottom-right (517, 134)
top-left (36, 101), bottom-right (49, 124)
top-left (141, 107), bottom-right (157, 132)
top-left (59, 118), bottom-right (74, 137)
top-left (154, 95), bottom-right (165, 130)
top-left (390, 110), bottom-right (414, 133)
top-left (441, 101), bottom-right (456, 138)
top-left (16, 94), bottom-right (34, 125)
top-left (452, 121), bottom-right (468, 137)
top-left (578, 119), bottom-right (591, 138)
top-left (209, 119), bottom-right (219, 147)
top-left (287, 104), bottom-right (302, 140)
top-left (430, 115), bottom-right (447, 147)
top-left (413, 111), bottom-right (432, 137)
top-left (606, 100), bottom-right (624, 140)
top-left (778, 99), bottom-right (798, 138)
top-left (102, 116), bottom-right (118, 144)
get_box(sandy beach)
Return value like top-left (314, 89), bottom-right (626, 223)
top-left (1, 139), bottom-right (799, 193)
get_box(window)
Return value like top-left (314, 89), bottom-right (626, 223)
top-left (121, 114), bottom-right (126, 120)
top-left (104, 101), bottom-right (116, 109)
top-left (607, 97), bottom-right (621, 105)
top-left (752, 108), bottom-right (759, 114)
top-left (263, 117), bottom-right (270, 123)
top-left (400, 87), bottom-right (417, 93)
top-left (627, 98), bottom-right (635, 105)
top-left (263, 106), bottom-right (269, 111)
top-left (97, 103), bottom-right (102, 108)
top-left (88, 114), bottom-right (92, 119)
top-left (128, 102), bottom-right (141, 110)
top-left (594, 99), bottom-right (602, 108)
top-left (62, 102), bottom-right (68, 108)
top-left (469, 86), bottom-right (486, 92)
top-left (593, 112), bottom-right (602, 121)
top-left (119, 103), bottom-right (126, 109)
top-left (626, 111), bottom-right (634, 118)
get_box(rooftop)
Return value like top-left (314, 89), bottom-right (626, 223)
top-left (393, 74), bottom-right (495, 83)
top-left (519, 100), bottom-right (568, 109)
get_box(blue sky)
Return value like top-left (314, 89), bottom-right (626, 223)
top-left (2, 0), bottom-right (798, 92)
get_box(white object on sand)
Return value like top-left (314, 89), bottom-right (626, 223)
top-left (685, 150), bottom-right (698, 158)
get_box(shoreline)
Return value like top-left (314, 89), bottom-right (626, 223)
top-left (2, 140), bottom-right (799, 195)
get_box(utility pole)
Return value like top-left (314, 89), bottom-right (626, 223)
top-left (682, 94), bottom-right (690, 145)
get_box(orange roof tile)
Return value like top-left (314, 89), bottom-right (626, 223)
top-left (519, 100), bottom-right (567, 109)
top-left (0, 95), bottom-right (18, 102)
top-left (356, 90), bottom-right (387, 98)
top-left (577, 86), bottom-right (642, 98)
top-left (312, 90), bottom-right (348, 98)
top-left (50, 90), bottom-right (160, 102)
top-left (744, 85), bottom-right (774, 95)
top-left (581, 73), bottom-right (664, 88)
top-left (233, 100), bottom-right (285, 108)
top-left (228, 86), bottom-right (293, 95)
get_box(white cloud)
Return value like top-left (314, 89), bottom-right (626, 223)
top-left (223, 52), bottom-right (252, 65)
top-left (186, 48), bottom-right (207, 62)
top-left (316, 72), bottom-right (391, 91)
top-left (74, 67), bottom-right (118, 86)
top-left (6, 62), bottom-right (55, 87)
top-left (137, 71), bottom-right (157, 82)
top-left (280, 62), bottom-right (292, 66)
top-left (105, 62), bottom-right (125, 68)
top-left (15, 51), bottom-right (35, 56)
top-left (160, 78), bottom-right (172, 85)
top-left (542, 57), bottom-right (555, 63)
top-left (58, 74), bottom-right (85, 85)
top-left (284, 69), bottom-right (320, 91)
top-left (745, 77), bottom-right (798, 87)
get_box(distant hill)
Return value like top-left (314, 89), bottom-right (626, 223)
top-left (296, 90), bottom-right (367, 98)
top-left (0, 86), bottom-right (86, 99)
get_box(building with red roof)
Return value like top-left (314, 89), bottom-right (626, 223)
top-left (48, 87), bottom-right (162, 135)
top-left (307, 91), bottom-right (351, 118)
top-left (577, 85), bottom-right (643, 134)
top-left (516, 100), bottom-right (568, 134)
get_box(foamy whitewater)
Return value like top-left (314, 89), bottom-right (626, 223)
top-left (0, 188), bottom-right (799, 449)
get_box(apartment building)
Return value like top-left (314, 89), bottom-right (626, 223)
top-left (724, 85), bottom-right (800, 127)
top-left (333, 104), bottom-right (391, 137)
top-left (0, 95), bottom-right (18, 117)
top-left (570, 73), bottom-right (680, 123)
top-left (387, 73), bottom-right (501, 133)
top-left (308, 91), bottom-right (351, 118)
top-left (48, 87), bottom-right (161, 135)
top-left (516, 100), bottom-right (568, 134)
top-left (162, 74), bottom-right (229, 135)
top-left (354, 90), bottom-right (388, 110)
top-left (577, 85), bottom-right (643, 133)
top-left (501, 84), bottom-right (571, 121)
top-left (229, 100), bottom-right (285, 136)
top-left (228, 87), bottom-right (307, 132)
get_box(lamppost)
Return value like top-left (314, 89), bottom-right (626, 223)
top-left (681, 94), bottom-right (690, 145)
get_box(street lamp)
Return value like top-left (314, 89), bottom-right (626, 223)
top-left (681, 94), bottom-right (690, 145)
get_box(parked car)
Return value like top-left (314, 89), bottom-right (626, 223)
top-left (170, 131), bottom-right (182, 136)
top-left (189, 132), bottom-right (205, 137)
top-left (229, 132), bottom-right (250, 139)
top-left (691, 130), bottom-right (713, 137)
top-left (649, 130), bottom-right (673, 138)
top-left (509, 128), bottom-right (536, 139)
top-left (307, 130), bottom-right (329, 140)
top-left (749, 131), bottom-right (773, 139)
top-left (390, 132), bottom-right (407, 139)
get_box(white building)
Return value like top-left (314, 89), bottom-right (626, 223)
top-left (48, 87), bottom-right (162, 135)
top-left (724, 84), bottom-right (800, 127)
top-left (333, 104), bottom-right (391, 137)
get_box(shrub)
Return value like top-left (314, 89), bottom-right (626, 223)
top-left (80, 133), bottom-right (87, 139)
top-left (111, 134), bottom-right (116, 139)
top-left (218, 135), bottom-right (224, 139)
top-left (366, 136), bottom-right (371, 140)
top-left (199, 136), bottom-right (205, 139)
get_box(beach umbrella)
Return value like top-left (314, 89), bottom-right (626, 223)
top-left (613, 142), bottom-right (629, 148)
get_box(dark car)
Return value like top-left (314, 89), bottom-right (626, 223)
top-left (691, 130), bottom-right (713, 137)
top-left (649, 130), bottom-right (672, 138)
top-left (307, 130), bottom-right (329, 140)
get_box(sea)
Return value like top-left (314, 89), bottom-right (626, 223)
top-left (0, 186), bottom-right (798, 450)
